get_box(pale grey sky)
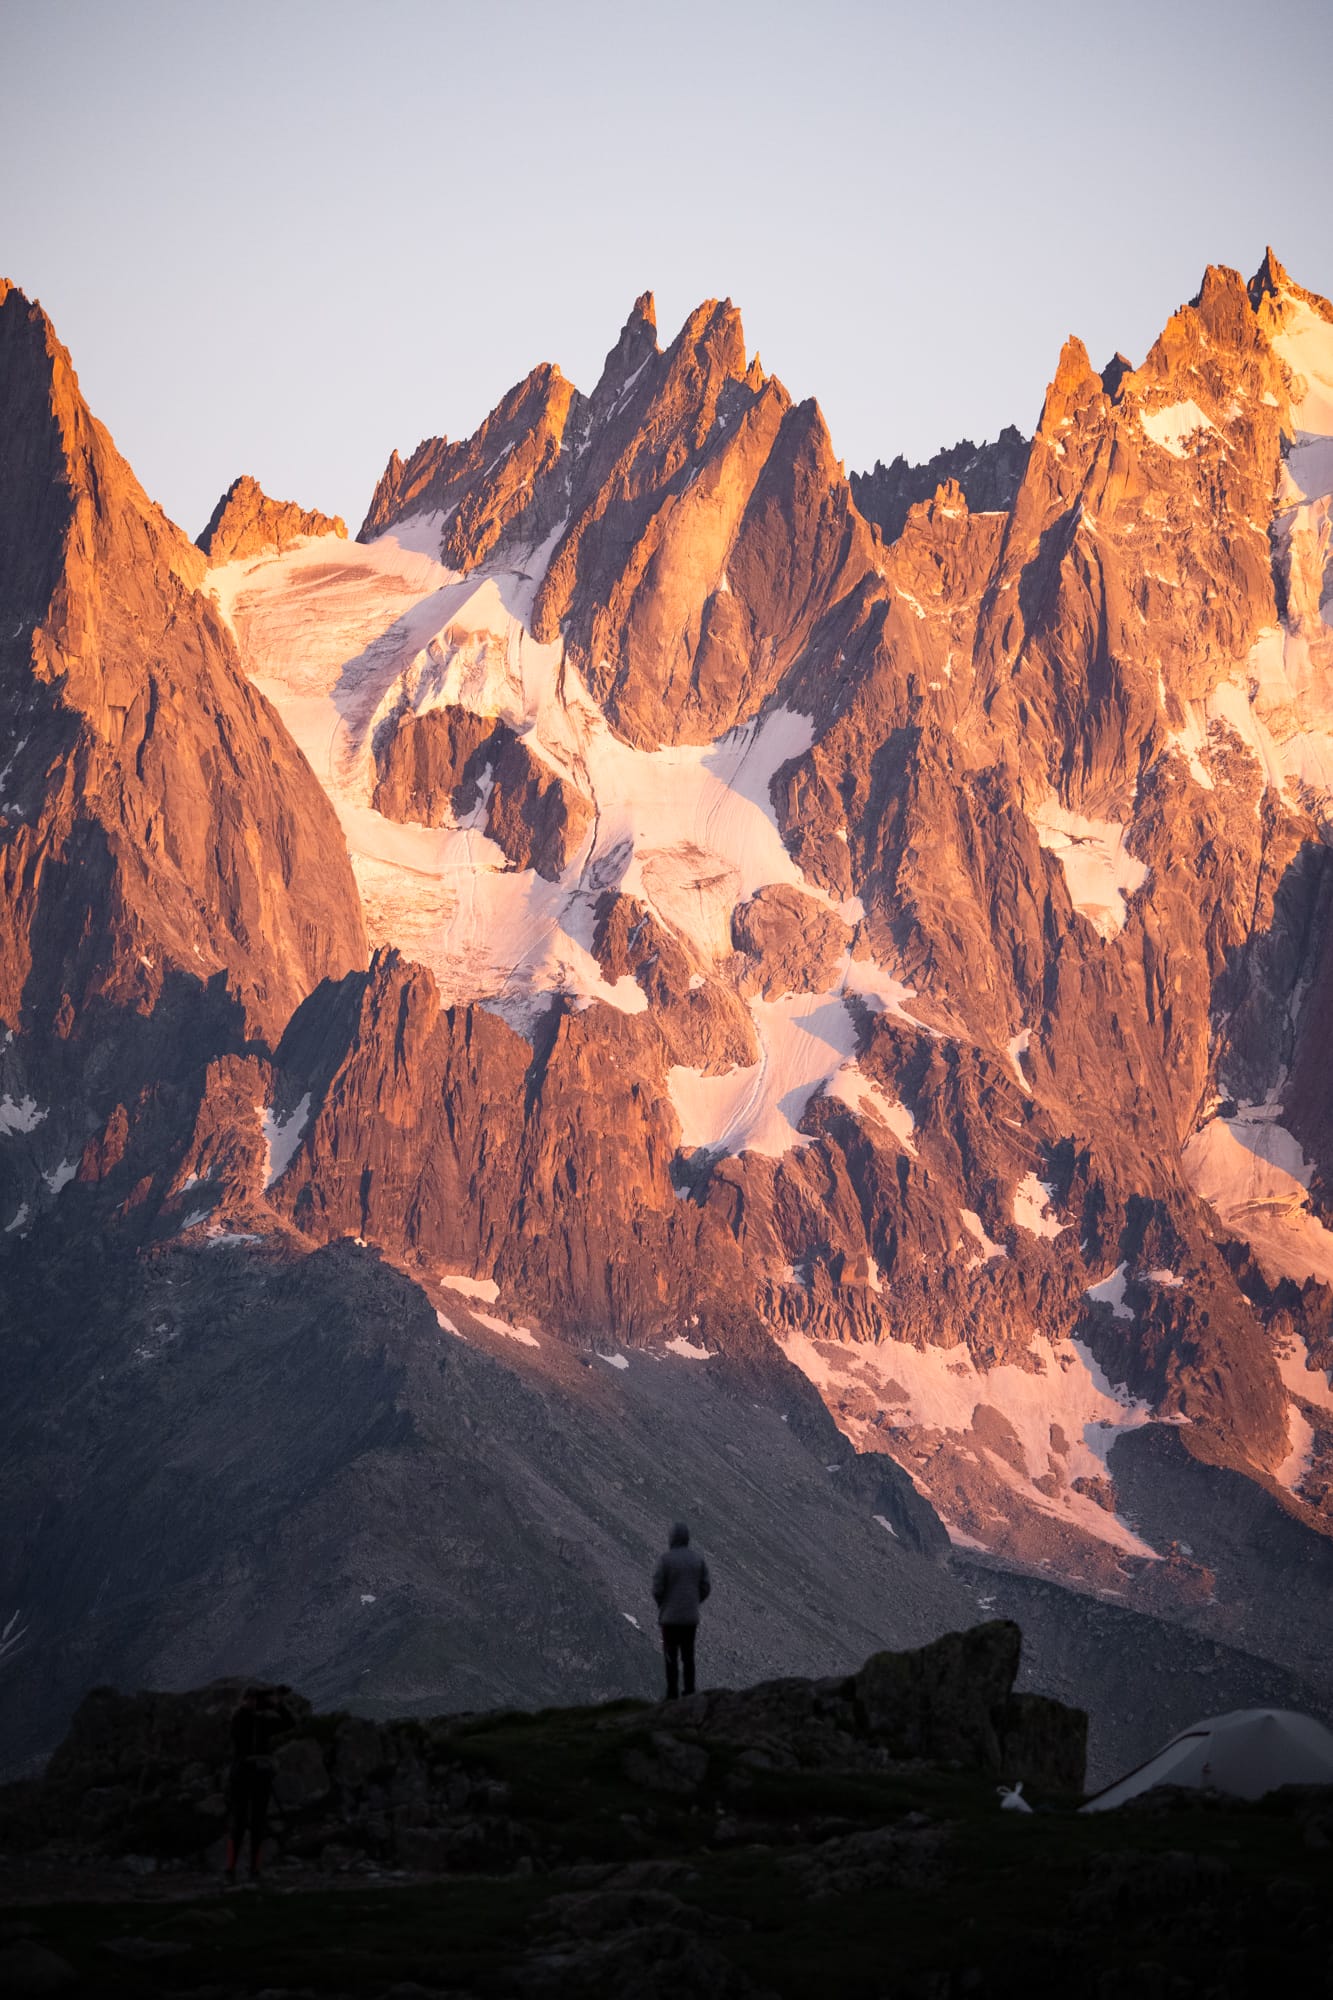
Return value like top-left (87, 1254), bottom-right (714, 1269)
top-left (2, 0), bottom-right (1329, 538)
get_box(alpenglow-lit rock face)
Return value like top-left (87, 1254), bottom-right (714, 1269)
top-left (197, 473), bottom-right (347, 563)
top-left (5, 257), bottom-right (1333, 1771)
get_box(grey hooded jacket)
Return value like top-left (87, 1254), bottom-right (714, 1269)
top-left (651, 1523), bottom-right (711, 1627)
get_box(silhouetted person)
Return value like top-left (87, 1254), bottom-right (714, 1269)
top-left (652, 1521), bottom-right (710, 1699)
top-left (225, 1685), bottom-right (292, 1883)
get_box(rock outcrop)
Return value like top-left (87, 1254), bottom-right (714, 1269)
top-left (0, 1621), bottom-right (1083, 1872)
top-left (372, 710), bottom-right (593, 877)
top-left (196, 473), bottom-right (346, 563)
top-left (851, 423), bottom-right (1029, 543)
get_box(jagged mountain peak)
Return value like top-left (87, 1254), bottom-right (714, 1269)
top-left (1249, 244), bottom-right (1292, 305)
top-left (357, 358), bottom-right (584, 561)
top-left (0, 277), bottom-right (366, 1050)
top-left (851, 426), bottom-right (1028, 544)
top-left (197, 473), bottom-right (346, 564)
top-left (1100, 351), bottom-right (1133, 399)
top-left (591, 291), bottom-right (660, 407)
top-left (1036, 333), bottom-right (1103, 432)
top-left (0, 278), bottom-right (206, 608)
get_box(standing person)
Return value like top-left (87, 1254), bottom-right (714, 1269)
top-left (651, 1521), bottom-right (711, 1700)
top-left (225, 1685), bottom-right (292, 1884)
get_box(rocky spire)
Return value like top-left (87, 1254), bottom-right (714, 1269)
top-left (590, 290), bottom-right (660, 410)
top-left (0, 280), bottom-right (366, 1045)
top-left (1248, 245), bottom-right (1292, 306)
top-left (197, 474), bottom-right (346, 564)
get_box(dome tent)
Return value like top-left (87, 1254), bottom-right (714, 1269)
top-left (1082, 1709), bottom-right (1333, 1812)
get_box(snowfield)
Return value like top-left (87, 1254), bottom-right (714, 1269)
top-left (1028, 798), bottom-right (1148, 941)
top-left (210, 526), bottom-right (935, 1162)
top-left (778, 1326), bottom-right (1159, 1559)
top-left (1183, 1103), bottom-right (1333, 1290)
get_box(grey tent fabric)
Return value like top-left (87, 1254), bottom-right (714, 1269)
top-left (1082, 1708), bottom-right (1333, 1812)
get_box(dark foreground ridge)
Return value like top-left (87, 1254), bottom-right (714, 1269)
top-left (1, 1623), bottom-right (1331, 1997)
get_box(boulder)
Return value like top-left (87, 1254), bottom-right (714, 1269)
top-left (730, 885), bottom-right (851, 1000)
top-left (854, 1620), bottom-right (1022, 1771)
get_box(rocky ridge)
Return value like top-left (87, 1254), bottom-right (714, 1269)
top-left (851, 423), bottom-right (1029, 543)
top-left (5, 256), bottom-right (1333, 1772)
top-left (196, 474), bottom-right (347, 564)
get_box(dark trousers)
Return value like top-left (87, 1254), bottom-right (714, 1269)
top-left (227, 1764), bottom-right (273, 1873)
top-left (661, 1621), bottom-right (696, 1699)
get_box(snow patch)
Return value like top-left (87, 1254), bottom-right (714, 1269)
top-left (822, 1062), bottom-right (917, 1154)
top-left (960, 1209), bottom-right (1007, 1268)
top-left (259, 1094), bottom-right (311, 1191)
top-left (1085, 1263), bottom-right (1134, 1320)
top-left (470, 1308), bottom-right (539, 1347)
top-left (665, 1336), bottom-right (711, 1360)
top-left (5, 1203), bottom-right (30, 1234)
top-left (1270, 295), bottom-right (1333, 438)
top-left (1030, 798), bottom-right (1148, 940)
top-left (436, 1309), bottom-right (461, 1337)
top-left (778, 1327), bottom-right (1158, 1558)
top-left (1183, 1104), bottom-right (1333, 1289)
top-left (1012, 1173), bottom-right (1066, 1239)
top-left (1140, 399), bottom-right (1216, 456)
top-left (440, 1273), bottom-right (501, 1303)
top-left (1006, 1027), bottom-right (1033, 1092)
top-left (1273, 1328), bottom-right (1333, 1493)
top-left (0, 1096), bottom-right (45, 1136)
top-left (43, 1159), bottom-right (77, 1195)
top-left (597, 1351), bottom-right (629, 1370)
top-left (669, 991), bottom-right (858, 1158)
top-left (840, 953), bottom-right (936, 1033)
top-left (872, 1514), bottom-right (899, 1538)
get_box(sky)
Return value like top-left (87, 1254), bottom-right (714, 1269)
top-left (2, 0), bottom-right (1330, 539)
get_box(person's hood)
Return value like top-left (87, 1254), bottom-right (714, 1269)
top-left (669, 1522), bottom-right (690, 1547)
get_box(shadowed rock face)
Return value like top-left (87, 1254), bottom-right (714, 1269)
top-left (6, 262), bottom-right (1333, 1777)
top-left (852, 424), bottom-right (1030, 544)
top-left (1, 1619), bottom-right (1083, 1860)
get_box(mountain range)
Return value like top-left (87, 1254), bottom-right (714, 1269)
top-left (2, 253), bottom-right (1332, 1781)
